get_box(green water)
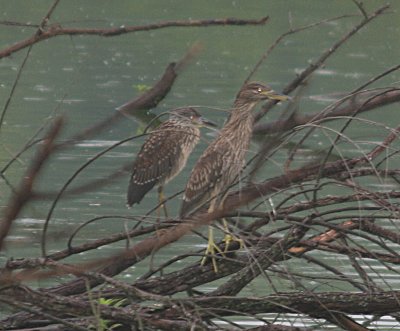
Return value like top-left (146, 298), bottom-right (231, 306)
top-left (1, 1), bottom-right (400, 328)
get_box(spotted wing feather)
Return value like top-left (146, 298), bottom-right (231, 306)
top-left (127, 122), bottom-right (183, 206)
top-left (179, 145), bottom-right (226, 217)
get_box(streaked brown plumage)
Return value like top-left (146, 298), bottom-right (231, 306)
top-left (127, 107), bottom-right (215, 207)
top-left (179, 82), bottom-right (289, 272)
top-left (180, 82), bottom-right (289, 217)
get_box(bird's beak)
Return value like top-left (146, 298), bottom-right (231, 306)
top-left (199, 116), bottom-right (217, 128)
top-left (262, 90), bottom-right (291, 101)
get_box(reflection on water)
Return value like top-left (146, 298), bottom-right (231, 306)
top-left (76, 140), bottom-right (123, 147)
top-left (22, 96), bottom-right (47, 102)
top-left (315, 68), bottom-right (337, 76)
top-left (33, 84), bottom-right (52, 92)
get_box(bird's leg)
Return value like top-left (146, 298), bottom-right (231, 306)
top-left (201, 202), bottom-right (224, 273)
top-left (157, 186), bottom-right (168, 218)
top-left (201, 226), bottom-right (224, 273)
top-left (222, 218), bottom-right (244, 253)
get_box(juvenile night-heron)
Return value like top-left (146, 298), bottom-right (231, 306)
top-left (180, 82), bottom-right (290, 272)
top-left (127, 107), bottom-right (216, 214)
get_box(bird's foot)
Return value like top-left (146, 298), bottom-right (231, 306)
top-left (223, 233), bottom-right (244, 253)
top-left (201, 233), bottom-right (224, 273)
top-left (221, 218), bottom-right (244, 253)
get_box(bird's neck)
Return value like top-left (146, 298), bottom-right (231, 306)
top-left (228, 100), bottom-right (257, 123)
top-left (222, 101), bottom-right (257, 137)
top-left (233, 98), bottom-right (257, 109)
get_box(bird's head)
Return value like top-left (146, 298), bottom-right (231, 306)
top-left (236, 82), bottom-right (290, 103)
top-left (170, 108), bottom-right (217, 128)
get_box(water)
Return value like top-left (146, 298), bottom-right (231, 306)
top-left (1, 1), bottom-right (400, 328)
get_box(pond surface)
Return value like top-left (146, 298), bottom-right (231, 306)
top-left (1, 1), bottom-right (400, 329)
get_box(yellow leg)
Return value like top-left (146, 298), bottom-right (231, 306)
top-left (201, 226), bottom-right (224, 273)
top-left (157, 186), bottom-right (168, 218)
top-left (222, 218), bottom-right (244, 252)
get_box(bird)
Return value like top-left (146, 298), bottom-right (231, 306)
top-left (179, 82), bottom-right (290, 272)
top-left (127, 107), bottom-right (216, 215)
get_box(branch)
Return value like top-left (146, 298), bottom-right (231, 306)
top-left (174, 290), bottom-right (400, 316)
top-left (281, 5), bottom-right (389, 96)
top-left (0, 0), bottom-right (61, 132)
top-left (245, 14), bottom-right (356, 84)
top-left (209, 218), bottom-right (312, 296)
top-left (0, 118), bottom-right (63, 251)
top-left (253, 88), bottom-right (400, 135)
top-left (0, 17), bottom-right (268, 59)
top-left (3, 124), bottom-right (397, 295)
top-left (254, 4), bottom-right (390, 122)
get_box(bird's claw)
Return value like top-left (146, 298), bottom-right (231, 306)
top-left (201, 236), bottom-right (224, 273)
top-left (223, 233), bottom-right (244, 253)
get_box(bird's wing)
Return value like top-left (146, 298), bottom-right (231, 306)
top-left (180, 146), bottom-right (225, 217)
top-left (127, 123), bottom-right (183, 206)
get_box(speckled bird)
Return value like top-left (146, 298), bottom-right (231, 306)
top-left (179, 82), bottom-right (290, 271)
top-left (127, 107), bottom-right (216, 210)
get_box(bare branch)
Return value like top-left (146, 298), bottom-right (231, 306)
top-left (0, 118), bottom-right (63, 251)
top-left (0, 17), bottom-right (268, 59)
